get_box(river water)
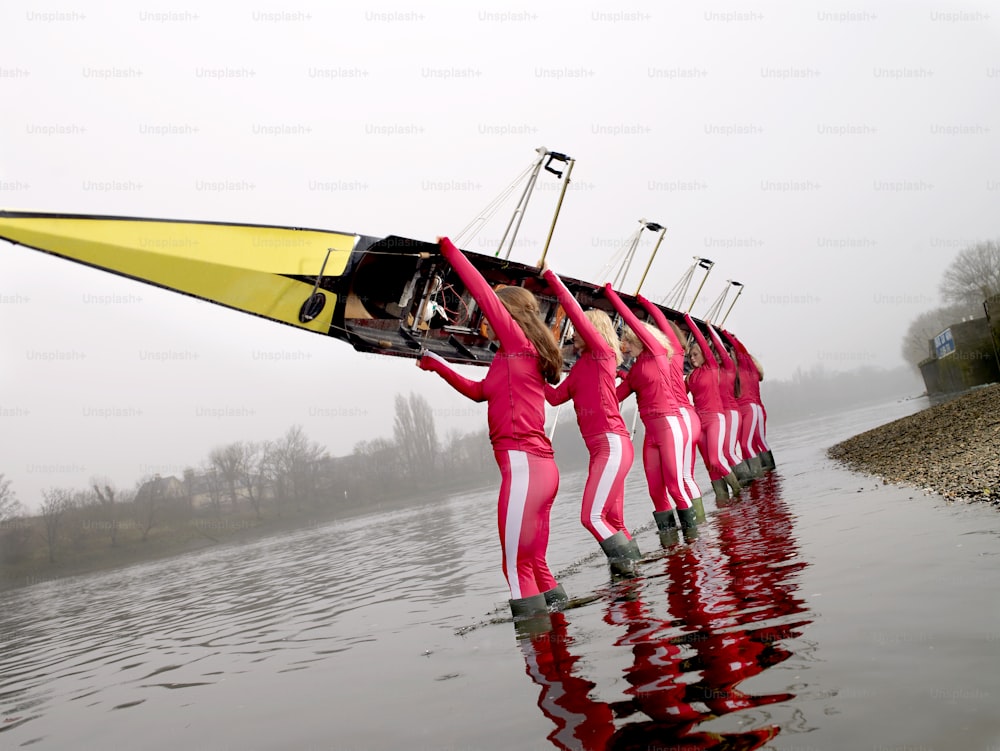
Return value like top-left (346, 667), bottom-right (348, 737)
top-left (2, 396), bottom-right (999, 751)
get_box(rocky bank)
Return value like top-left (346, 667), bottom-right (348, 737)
top-left (828, 383), bottom-right (1000, 506)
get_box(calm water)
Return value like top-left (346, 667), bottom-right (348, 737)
top-left (3, 396), bottom-right (1000, 751)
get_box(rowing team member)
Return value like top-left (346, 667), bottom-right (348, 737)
top-left (418, 238), bottom-right (772, 622)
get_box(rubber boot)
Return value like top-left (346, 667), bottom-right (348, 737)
top-left (676, 505), bottom-right (699, 541)
top-left (600, 531), bottom-right (638, 578)
top-left (653, 509), bottom-right (677, 532)
top-left (510, 593), bottom-right (549, 620)
top-left (623, 536), bottom-right (642, 561)
top-left (733, 460), bottom-right (754, 485)
top-left (724, 471), bottom-right (742, 497)
top-left (541, 584), bottom-right (569, 610)
top-left (748, 454), bottom-right (764, 478)
top-left (760, 449), bottom-right (776, 471)
top-left (691, 496), bottom-right (706, 523)
top-left (711, 478), bottom-right (729, 503)
top-left (654, 509), bottom-right (680, 547)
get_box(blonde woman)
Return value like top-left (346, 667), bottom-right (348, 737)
top-left (418, 238), bottom-right (566, 620)
top-left (604, 284), bottom-right (700, 539)
top-left (542, 266), bottom-right (638, 576)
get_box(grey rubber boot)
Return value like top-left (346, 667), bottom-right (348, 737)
top-left (654, 509), bottom-right (680, 547)
top-left (724, 471), bottom-right (742, 496)
top-left (733, 460), bottom-right (754, 485)
top-left (541, 584), bottom-right (569, 609)
top-left (653, 509), bottom-right (677, 531)
top-left (760, 450), bottom-right (776, 471)
top-left (623, 536), bottom-right (642, 561)
top-left (510, 592), bottom-right (549, 619)
top-left (748, 454), bottom-right (764, 477)
top-left (676, 505), bottom-right (699, 533)
top-left (600, 531), bottom-right (638, 578)
top-left (711, 478), bottom-right (729, 502)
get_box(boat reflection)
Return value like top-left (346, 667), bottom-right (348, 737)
top-left (519, 474), bottom-right (811, 750)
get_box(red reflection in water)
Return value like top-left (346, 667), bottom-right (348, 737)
top-left (519, 473), bottom-right (809, 751)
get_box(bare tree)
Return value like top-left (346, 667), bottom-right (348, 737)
top-left (239, 441), bottom-right (268, 519)
top-left (277, 426), bottom-right (326, 510)
top-left (0, 474), bottom-right (31, 565)
top-left (353, 437), bottom-right (401, 496)
top-left (939, 240), bottom-right (1000, 307)
top-left (393, 392), bottom-right (439, 482)
top-left (210, 442), bottom-right (247, 510)
top-left (92, 478), bottom-right (121, 548)
top-left (182, 468), bottom-right (197, 510)
top-left (40, 488), bottom-right (74, 563)
top-left (0, 473), bottom-right (24, 524)
top-left (134, 475), bottom-right (165, 542)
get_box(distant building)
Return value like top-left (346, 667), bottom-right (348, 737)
top-left (919, 297), bottom-right (1000, 395)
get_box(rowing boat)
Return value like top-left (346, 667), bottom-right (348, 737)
top-left (0, 210), bottom-right (698, 368)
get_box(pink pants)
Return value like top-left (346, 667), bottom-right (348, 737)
top-left (641, 412), bottom-right (696, 512)
top-left (751, 402), bottom-right (770, 454)
top-left (677, 405), bottom-right (703, 501)
top-left (697, 411), bottom-right (733, 481)
top-left (738, 403), bottom-right (769, 459)
top-left (581, 432), bottom-right (635, 543)
top-left (496, 450), bottom-right (560, 600)
top-left (721, 408), bottom-right (743, 467)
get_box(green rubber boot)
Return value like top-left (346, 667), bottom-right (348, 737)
top-left (748, 455), bottom-right (764, 478)
top-left (760, 450), bottom-right (776, 471)
top-left (711, 478), bottom-right (729, 503)
top-left (691, 496), bottom-right (706, 523)
top-left (724, 471), bottom-right (742, 496)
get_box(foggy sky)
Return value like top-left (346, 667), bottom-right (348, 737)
top-left (2, 0), bottom-right (998, 510)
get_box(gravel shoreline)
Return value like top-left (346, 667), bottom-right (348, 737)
top-left (828, 383), bottom-right (1000, 506)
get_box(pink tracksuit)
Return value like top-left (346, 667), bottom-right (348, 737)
top-left (604, 285), bottom-right (697, 512)
top-left (724, 331), bottom-right (770, 458)
top-left (706, 325), bottom-right (744, 469)
top-left (542, 268), bottom-right (634, 544)
top-left (418, 237), bottom-right (559, 601)
top-left (683, 314), bottom-right (734, 482)
top-left (638, 297), bottom-right (703, 502)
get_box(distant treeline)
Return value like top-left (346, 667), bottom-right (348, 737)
top-left (0, 367), bottom-right (920, 586)
top-left (0, 393), bottom-right (593, 585)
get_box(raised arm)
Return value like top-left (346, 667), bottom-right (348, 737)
top-left (542, 267), bottom-right (610, 355)
top-left (602, 284), bottom-right (668, 357)
top-left (438, 236), bottom-right (527, 352)
top-left (417, 351), bottom-right (485, 402)
top-left (683, 314), bottom-right (718, 370)
top-left (706, 324), bottom-right (735, 372)
top-left (637, 294), bottom-right (684, 354)
top-left (722, 330), bottom-right (761, 380)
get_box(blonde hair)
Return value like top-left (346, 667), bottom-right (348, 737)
top-left (583, 309), bottom-right (623, 366)
top-left (495, 286), bottom-right (563, 384)
top-left (621, 321), bottom-right (672, 355)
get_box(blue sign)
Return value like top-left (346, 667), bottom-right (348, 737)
top-left (934, 328), bottom-right (955, 358)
